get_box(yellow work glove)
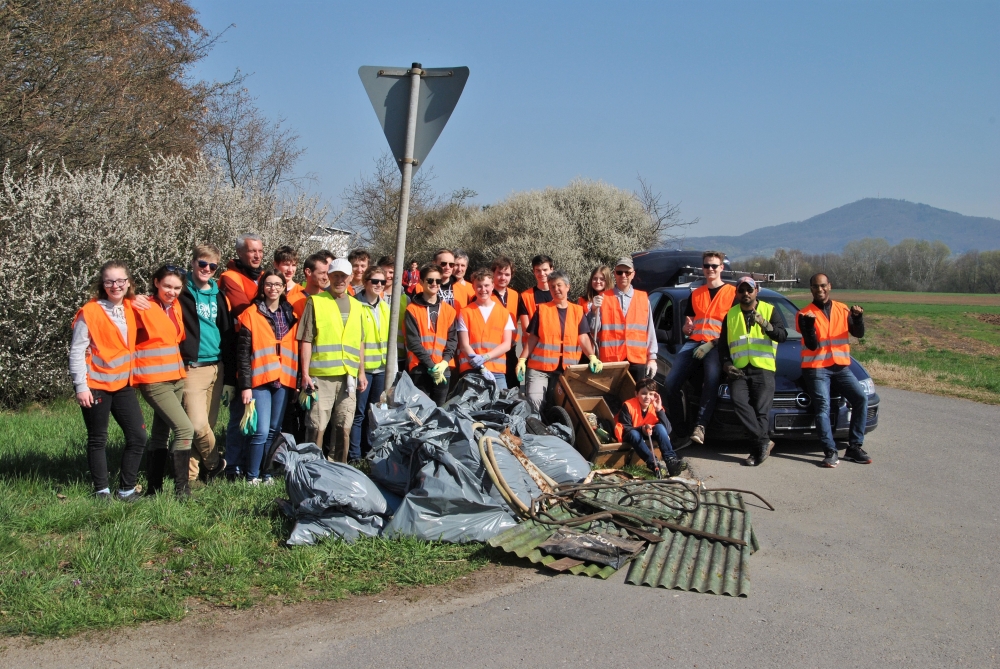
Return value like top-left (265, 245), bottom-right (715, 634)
top-left (693, 341), bottom-right (715, 360)
top-left (239, 399), bottom-right (257, 436)
top-left (430, 361), bottom-right (449, 385)
top-left (516, 358), bottom-right (527, 384)
top-left (588, 355), bottom-right (603, 374)
top-left (298, 386), bottom-right (317, 411)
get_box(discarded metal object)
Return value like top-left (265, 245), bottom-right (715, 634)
top-left (538, 528), bottom-right (646, 569)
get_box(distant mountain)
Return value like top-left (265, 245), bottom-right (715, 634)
top-left (673, 199), bottom-right (1000, 259)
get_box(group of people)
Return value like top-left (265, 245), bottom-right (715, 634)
top-left (70, 239), bottom-right (871, 500)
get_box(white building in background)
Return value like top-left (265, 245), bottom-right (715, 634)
top-left (308, 225), bottom-right (354, 258)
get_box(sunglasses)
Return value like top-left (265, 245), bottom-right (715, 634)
top-left (703, 263), bottom-right (721, 270)
top-left (737, 285), bottom-right (755, 293)
top-left (164, 264), bottom-right (187, 276)
top-left (368, 279), bottom-right (386, 285)
top-left (196, 260), bottom-right (219, 271)
top-left (438, 262), bottom-right (455, 268)
top-left (615, 269), bottom-right (633, 276)
top-left (424, 278), bottom-right (442, 285)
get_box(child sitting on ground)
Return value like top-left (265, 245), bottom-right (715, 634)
top-left (615, 378), bottom-right (688, 478)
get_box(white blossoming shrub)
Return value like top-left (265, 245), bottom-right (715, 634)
top-left (0, 156), bottom-right (326, 406)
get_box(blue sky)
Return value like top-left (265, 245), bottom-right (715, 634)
top-left (189, 1), bottom-right (999, 237)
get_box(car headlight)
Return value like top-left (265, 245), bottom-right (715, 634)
top-left (717, 384), bottom-right (731, 400)
top-left (858, 378), bottom-right (875, 396)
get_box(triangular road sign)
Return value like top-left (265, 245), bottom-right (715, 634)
top-left (358, 65), bottom-right (470, 172)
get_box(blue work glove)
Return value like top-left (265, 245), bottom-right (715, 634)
top-left (470, 354), bottom-right (487, 369)
top-left (481, 367), bottom-right (495, 383)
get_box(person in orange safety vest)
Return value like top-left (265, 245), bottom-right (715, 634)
top-left (457, 268), bottom-right (515, 390)
top-left (614, 378), bottom-right (687, 478)
top-left (593, 256), bottom-right (659, 383)
top-left (663, 251), bottom-right (738, 447)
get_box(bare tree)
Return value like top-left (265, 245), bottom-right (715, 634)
top-left (0, 0), bottom-right (214, 172)
top-left (635, 176), bottom-right (698, 246)
top-left (201, 72), bottom-right (306, 194)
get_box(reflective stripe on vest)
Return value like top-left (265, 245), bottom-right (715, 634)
top-left (690, 283), bottom-right (737, 343)
top-left (406, 301), bottom-right (457, 371)
top-left (133, 302), bottom-right (186, 384)
top-left (458, 303), bottom-right (508, 374)
top-left (361, 299), bottom-right (390, 371)
top-left (527, 302), bottom-right (584, 372)
top-left (76, 300), bottom-right (136, 392)
top-left (309, 293), bottom-right (363, 377)
top-left (239, 306), bottom-right (299, 388)
top-left (797, 301), bottom-right (852, 368)
top-left (725, 301), bottom-right (777, 372)
top-left (614, 396), bottom-right (660, 442)
top-left (597, 288), bottom-right (650, 364)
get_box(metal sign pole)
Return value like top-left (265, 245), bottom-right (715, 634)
top-left (383, 63), bottom-right (423, 389)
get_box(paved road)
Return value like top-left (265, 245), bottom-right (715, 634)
top-left (6, 387), bottom-right (999, 668)
top-left (306, 387), bottom-right (1000, 668)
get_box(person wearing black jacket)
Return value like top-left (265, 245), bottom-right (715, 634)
top-left (718, 277), bottom-right (787, 467)
top-left (404, 265), bottom-right (458, 406)
top-left (178, 245), bottom-right (234, 482)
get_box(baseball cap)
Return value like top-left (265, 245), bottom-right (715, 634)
top-left (329, 258), bottom-right (352, 276)
top-left (614, 256), bottom-right (634, 269)
top-left (736, 276), bottom-right (757, 290)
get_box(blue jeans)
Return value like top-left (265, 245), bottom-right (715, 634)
top-left (350, 371), bottom-right (385, 461)
top-left (664, 339), bottom-right (722, 431)
top-left (247, 385), bottom-right (290, 479)
top-left (622, 424), bottom-right (676, 466)
top-left (224, 398), bottom-right (245, 476)
top-left (802, 366), bottom-right (868, 453)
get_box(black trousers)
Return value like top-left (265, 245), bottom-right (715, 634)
top-left (410, 366), bottom-right (449, 406)
top-left (729, 366), bottom-right (775, 447)
top-left (80, 386), bottom-right (147, 492)
top-left (505, 348), bottom-right (520, 390)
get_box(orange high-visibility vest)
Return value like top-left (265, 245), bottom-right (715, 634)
top-left (527, 302), bottom-right (583, 372)
top-left (75, 300), bottom-right (136, 392)
top-left (520, 287), bottom-right (545, 320)
top-left (238, 306), bottom-right (300, 388)
top-left (220, 269), bottom-right (258, 304)
top-left (492, 287), bottom-right (520, 344)
top-left (797, 301), bottom-right (852, 368)
top-left (133, 301), bottom-right (186, 384)
top-left (689, 283), bottom-right (737, 343)
top-left (452, 279), bottom-right (474, 310)
top-left (614, 397), bottom-right (661, 442)
top-left (597, 288), bottom-right (651, 364)
top-left (286, 283), bottom-right (307, 318)
top-left (458, 303), bottom-right (509, 374)
top-left (406, 301), bottom-right (457, 371)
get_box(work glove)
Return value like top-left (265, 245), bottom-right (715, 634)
top-left (220, 385), bottom-right (236, 408)
top-left (645, 359), bottom-right (658, 379)
top-left (752, 310), bottom-right (772, 332)
top-left (516, 358), bottom-right (527, 384)
top-left (239, 399), bottom-right (257, 436)
top-left (481, 367), bottom-right (495, 383)
top-left (723, 362), bottom-right (745, 381)
top-left (693, 341), bottom-right (715, 360)
top-left (298, 385), bottom-right (317, 411)
top-left (470, 353), bottom-right (487, 369)
top-left (430, 361), bottom-right (449, 385)
top-left (588, 355), bottom-right (604, 375)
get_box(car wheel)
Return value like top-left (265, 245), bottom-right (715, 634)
top-left (543, 405), bottom-right (575, 444)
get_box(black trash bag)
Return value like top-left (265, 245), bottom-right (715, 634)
top-left (271, 434), bottom-right (387, 545)
top-left (369, 405), bottom-right (467, 496)
top-left (367, 372), bottom-right (438, 461)
top-left (520, 433), bottom-right (591, 484)
top-left (382, 441), bottom-right (517, 543)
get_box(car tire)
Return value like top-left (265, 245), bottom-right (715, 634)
top-left (543, 405), bottom-right (575, 444)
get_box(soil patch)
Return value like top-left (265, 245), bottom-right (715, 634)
top-left (861, 314), bottom-right (1000, 357)
top-left (784, 291), bottom-right (1000, 306)
top-left (0, 563), bottom-right (546, 668)
top-left (975, 313), bottom-right (1000, 326)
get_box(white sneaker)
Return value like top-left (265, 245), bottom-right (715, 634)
top-left (246, 477), bottom-right (261, 486)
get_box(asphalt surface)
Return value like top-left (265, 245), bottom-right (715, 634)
top-left (305, 386), bottom-right (1000, 668)
top-left (6, 387), bottom-right (999, 668)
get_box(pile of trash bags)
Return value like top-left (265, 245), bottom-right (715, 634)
top-left (269, 372), bottom-right (591, 546)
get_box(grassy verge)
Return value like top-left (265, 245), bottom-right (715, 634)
top-left (789, 297), bottom-right (1000, 404)
top-left (0, 400), bottom-right (497, 637)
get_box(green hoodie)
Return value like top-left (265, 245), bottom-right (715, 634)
top-left (188, 276), bottom-right (222, 362)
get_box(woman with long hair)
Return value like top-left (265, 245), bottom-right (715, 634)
top-left (69, 261), bottom-right (148, 500)
top-left (234, 269), bottom-right (299, 484)
top-left (135, 265), bottom-right (193, 498)
top-left (579, 265), bottom-right (612, 361)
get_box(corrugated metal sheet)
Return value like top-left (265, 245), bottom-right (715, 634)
top-left (625, 490), bottom-right (758, 597)
top-left (488, 487), bottom-right (760, 595)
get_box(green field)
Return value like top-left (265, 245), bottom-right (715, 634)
top-left (0, 400), bottom-right (496, 637)
top-left (788, 293), bottom-right (1000, 404)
